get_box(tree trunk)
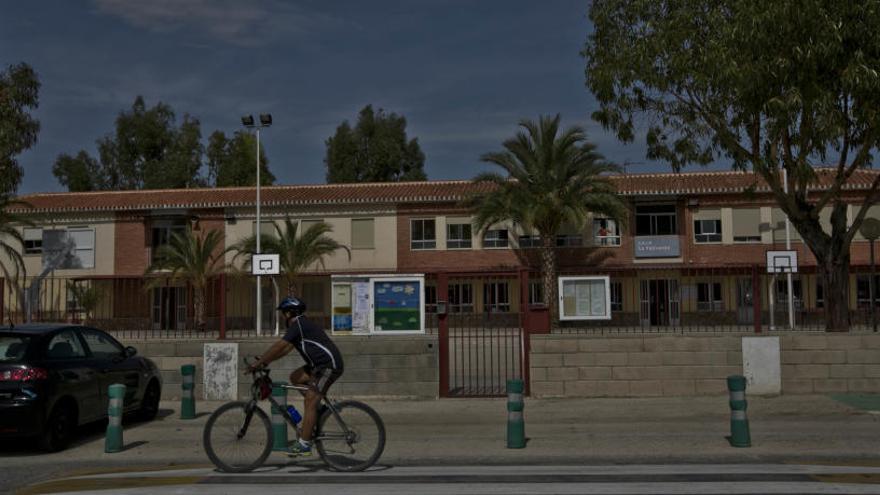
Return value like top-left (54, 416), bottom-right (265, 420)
top-left (797, 201), bottom-right (852, 332)
top-left (540, 238), bottom-right (558, 330)
top-left (820, 255), bottom-right (851, 332)
top-left (194, 286), bottom-right (206, 330)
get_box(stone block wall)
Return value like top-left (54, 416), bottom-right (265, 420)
top-left (530, 333), bottom-right (880, 397)
top-left (123, 335), bottom-right (439, 401)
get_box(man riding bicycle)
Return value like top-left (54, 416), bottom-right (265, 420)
top-left (247, 296), bottom-right (344, 456)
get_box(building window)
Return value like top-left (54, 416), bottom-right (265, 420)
top-left (483, 282), bottom-right (510, 313)
top-left (252, 220), bottom-right (276, 238)
top-left (448, 283), bottom-right (474, 313)
top-left (558, 276), bottom-right (611, 320)
top-left (446, 223), bottom-right (472, 249)
top-left (528, 281), bottom-right (544, 305)
top-left (732, 208), bottom-right (761, 243)
top-left (351, 218), bottom-right (375, 249)
top-left (696, 282), bottom-right (723, 311)
top-left (301, 281), bottom-right (326, 313)
top-left (556, 234), bottom-right (584, 247)
top-left (775, 279), bottom-right (803, 309)
top-left (483, 229), bottom-right (509, 248)
top-left (610, 281), bottom-right (623, 312)
top-left (152, 220), bottom-right (187, 261)
top-left (593, 218), bottom-right (621, 246)
top-left (68, 228), bottom-right (95, 269)
top-left (24, 228), bottom-right (42, 254)
top-left (411, 219), bottom-right (436, 250)
top-left (635, 205), bottom-right (677, 236)
top-left (518, 235), bottom-right (541, 248)
top-left (694, 219), bottom-right (722, 243)
top-left (816, 278), bottom-right (824, 309)
top-left (856, 275), bottom-right (880, 308)
top-left (424, 285), bottom-right (437, 314)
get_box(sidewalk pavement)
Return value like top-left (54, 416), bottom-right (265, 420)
top-left (3, 394), bottom-right (879, 493)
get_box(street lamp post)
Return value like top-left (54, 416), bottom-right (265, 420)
top-left (859, 218), bottom-right (880, 332)
top-left (242, 113), bottom-right (272, 336)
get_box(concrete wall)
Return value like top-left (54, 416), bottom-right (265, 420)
top-left (123, 335), bottom-right (438, 401)
top-left (530, 333), bottom-right (880, 398)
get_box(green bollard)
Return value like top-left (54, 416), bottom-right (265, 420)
top-left (506, 379), bottom-right (525, 449)
top-left (105, 383), bottom-right (126, 453)
top-left (271, 382), bottom-right (289, 451)
top-left (727, 375), bottom-right (751, 447)
top-left (180, 364), bottom-right (196, 420)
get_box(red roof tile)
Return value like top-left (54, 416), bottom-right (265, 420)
top-left (11, 169), bottom-right (879, 213)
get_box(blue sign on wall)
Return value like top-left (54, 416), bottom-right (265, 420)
top-left (635, 236), bottom-right (681, 258)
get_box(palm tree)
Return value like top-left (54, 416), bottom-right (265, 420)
top-left (0, 195), bottom-right (31, 284)
top-left (233, 218), bottom-right (350, 297)
top-left (467, 115), bottom-right (628, 327)
top-left (145, 229), bottom-right (230, 330)
top-left (67, 281), bottom-right (103, 323)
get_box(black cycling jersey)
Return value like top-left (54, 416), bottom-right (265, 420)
top-left (282, 316), bottom-right (344, 371)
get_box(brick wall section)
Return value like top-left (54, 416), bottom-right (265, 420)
top-left (114, 212), bottom-right (151, 276)
top-left (530, 333), bottom-right (880, 397)
top-left (123, 335), bottom-right (439, 400)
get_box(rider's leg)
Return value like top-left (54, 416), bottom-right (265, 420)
top-left (300, 387), bottom-right (321, 442)
top-left (289, 367), bottom-right (309, 397)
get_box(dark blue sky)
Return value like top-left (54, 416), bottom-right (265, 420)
top-left (2, 0), bottom-right (702, 194)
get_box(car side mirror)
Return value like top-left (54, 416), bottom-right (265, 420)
top-left (125, 346), bottom-right (137, 358)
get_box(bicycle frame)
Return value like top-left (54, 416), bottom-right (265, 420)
top-left (248, 372), bottom-right (353, 444)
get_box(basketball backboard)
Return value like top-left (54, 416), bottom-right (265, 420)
top-left (766, 250), bottom-right (798, 273)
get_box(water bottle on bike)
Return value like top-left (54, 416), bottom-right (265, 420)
top-left (286, 405), bottom-right (302, 425)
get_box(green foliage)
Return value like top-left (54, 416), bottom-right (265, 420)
top-left (585, 0), bottom-right (880, 330)
top-left (0, 195), bottom-right (32, 282)
top-left (53, 96), bottom-right (206, 191)
top-left (146, 229), bottom-right (230, 329)
top-left (467, 115), bottom-right (627, 325)
top-left (66, 282), bottom-right (103, 320)
top-left (468, 115), bottom-right (627, 239)
top-left (232, 218), bottom-right (350, 296)
top-left (325, 105), bottom-right (427, 183)
top-left (146, 229), bottom-right (229, 287)
top-left (0, 63), bottom-right (40, 196)
top-left (206, 130), bottom-right (274, 187)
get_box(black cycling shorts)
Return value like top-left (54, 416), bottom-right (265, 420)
top-left (303, 365), bottom-right (343, 395)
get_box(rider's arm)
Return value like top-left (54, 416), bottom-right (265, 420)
top-left (254, 339), bottom-right (295, 368)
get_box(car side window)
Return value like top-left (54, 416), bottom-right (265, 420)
top-left (45, 330), bottom-right (88, 360)
top-left (80, 329), bottom-right (124, 360)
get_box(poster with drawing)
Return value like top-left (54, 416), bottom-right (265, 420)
top-left (372, 278), bottom-right (423, 333)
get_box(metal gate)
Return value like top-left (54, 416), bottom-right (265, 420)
top-left (434, 272), bottom-right (529, 398)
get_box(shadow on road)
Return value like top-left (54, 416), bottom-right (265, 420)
top-left (0, 408), bottom-right (174, 457)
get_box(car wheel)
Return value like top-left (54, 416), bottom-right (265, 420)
top-left (41, 403), bottom-right (76, 452)
top-left (137, 381), bottom-right (161, 422)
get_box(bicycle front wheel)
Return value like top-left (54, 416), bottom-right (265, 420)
top-left (315, 400), bottom-right (386, 472)
top-left (203, 401), bottom-right (272, 473)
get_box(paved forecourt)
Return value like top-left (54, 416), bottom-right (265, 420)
top-left (20, 464), bottom-right (880, 495)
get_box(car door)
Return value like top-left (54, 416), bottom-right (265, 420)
top-left (78, 328), bottom-right (140, 411)
top-left (43, 329), bottom-right (102, 423)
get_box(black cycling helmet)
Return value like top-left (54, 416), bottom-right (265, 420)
top-left (277, 296), bottom-right (306, 315)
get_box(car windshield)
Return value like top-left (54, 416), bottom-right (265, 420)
top-left (0, 334), bottom-right (32, 363)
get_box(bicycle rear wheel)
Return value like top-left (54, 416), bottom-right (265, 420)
top-left (203, 401), bottom-right (272, 473)
top-left (315, 400), bottom-right (385, 472)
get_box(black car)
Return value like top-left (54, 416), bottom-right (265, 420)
top-left (0, 324), bottom-right (162, 451)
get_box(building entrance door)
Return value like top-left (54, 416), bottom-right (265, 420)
top-left (640, 279), bottom-right (679, 326)
top-left (151, 287), bottom-right (186, 330)
top-left (737, 278), bottom-right (754, 325)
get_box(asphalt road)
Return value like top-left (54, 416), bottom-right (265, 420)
top-left (16, 464), bottom-right (880, 495)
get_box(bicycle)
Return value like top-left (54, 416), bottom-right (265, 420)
top-left (203, 358), bottom-right (386, 473)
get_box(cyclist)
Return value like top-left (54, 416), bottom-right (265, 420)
top-left (247, 296), bottom-right (344, 456)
